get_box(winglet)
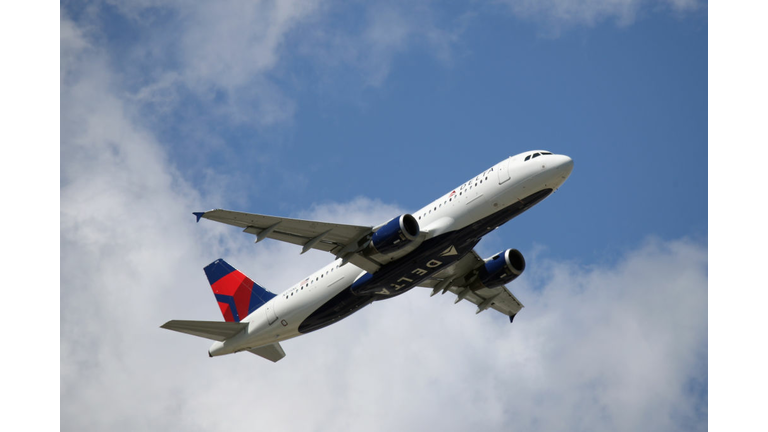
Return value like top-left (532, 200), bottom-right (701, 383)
top-left (193, 212), bottom-right (205, 223)
top-left (509, 313), bottom-right (516, 324)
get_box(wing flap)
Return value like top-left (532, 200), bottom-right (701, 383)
top-left (419, 249), bottom-right (524, 321)
top-left (200, 209), bottom-right (372, 252)
top-left (161, 320), bottom-right (247, 341)
top-left (196, 210), bottom-right (378, 269)
top-left (444, 284), bottom-right (524, 317)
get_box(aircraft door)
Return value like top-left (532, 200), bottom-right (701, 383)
top-left (497, 158), bottom-right (511, 184)
top-left (265, 303), bottom-right (278, 325)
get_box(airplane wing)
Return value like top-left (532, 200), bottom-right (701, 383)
top-left (418, 250), bottom-right (524, 322)
top-left (194, 209), bottom-right (382, 273)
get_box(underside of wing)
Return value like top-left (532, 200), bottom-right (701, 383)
top-left (419, 250), bottom-right (524, 322)
top-left (194, 209), bottom-right (381, 272)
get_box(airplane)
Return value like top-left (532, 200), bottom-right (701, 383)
top-left (162, 150), bottom-right (574, 362)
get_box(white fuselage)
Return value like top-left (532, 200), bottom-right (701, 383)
top-left (208, 151), bottom-right (573, 356)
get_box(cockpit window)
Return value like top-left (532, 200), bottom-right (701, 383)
top-left (525, 151), bottom-right (554, 161)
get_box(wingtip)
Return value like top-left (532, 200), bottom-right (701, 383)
top-left (193, 212), bottom-right (205, 223)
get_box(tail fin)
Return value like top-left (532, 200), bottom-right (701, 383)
top-left (204, 259), bottom-right (276, 323)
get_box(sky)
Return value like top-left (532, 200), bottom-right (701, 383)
top-left (11, 0), bottom-right (740, 430)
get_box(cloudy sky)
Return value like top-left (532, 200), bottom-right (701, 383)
top-left (32, 0), bottom-right (733, 430)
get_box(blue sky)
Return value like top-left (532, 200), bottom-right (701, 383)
top-left (67, 1), bottom-right (707, 263)
top-left (53, 1), bottom-right (716, 431)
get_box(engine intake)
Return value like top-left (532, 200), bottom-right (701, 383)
top-left (477, 249), bottom-right (525, 289)
top-left (370, 214), bottom-right (420, 255)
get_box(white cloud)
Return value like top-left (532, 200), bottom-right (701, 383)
top-left (71, 0), bottom-right (705, 135)
top-left (61, 7), bottom-right (706, 432)
top-left (83, 0), bottom-right (320, 127)
top-left (72, 0), bottom-right (466, 128)
top-left (496, 0), bottom-right (703, 31)
top-left (69, 0), bottom-right (706, 138)
top-left (178, 1), bottom-right (318, 88)
top-left (294, 1), bottom-right (468, 90)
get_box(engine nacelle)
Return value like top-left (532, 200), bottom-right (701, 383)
top-left (370, 214), bottom-right (420, 255)
top-left (477, 249), bottom-right (525, 289)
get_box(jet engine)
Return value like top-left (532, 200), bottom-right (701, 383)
top-left (369, 214), bottom-right (420, 255)
top-left (477, 249), bottom-right (525, 288)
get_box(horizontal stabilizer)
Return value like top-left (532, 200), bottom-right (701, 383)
top-left (161, 320), bottom-right (247, 341)
top-left (248, 343), bottom-right (286, 362)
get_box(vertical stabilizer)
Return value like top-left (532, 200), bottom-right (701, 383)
top-left (204, 259), bottom-right (276, 322)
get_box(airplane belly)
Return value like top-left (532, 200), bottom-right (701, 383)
top-left (349, 234), bottom-right (480, 297)
top-left (297, 189), bottom-right (554, 336)
top-left (295, 231), bottom-right (484, 334)
top-left (297, 287), bottom-right (375, 334)
top-left (281, 266), bottom-right (365, 336)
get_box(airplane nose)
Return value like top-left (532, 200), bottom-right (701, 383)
top-left (548, 155), bottom-right (573, 189)
top-left (559, 155), bottom-right (574, 178)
